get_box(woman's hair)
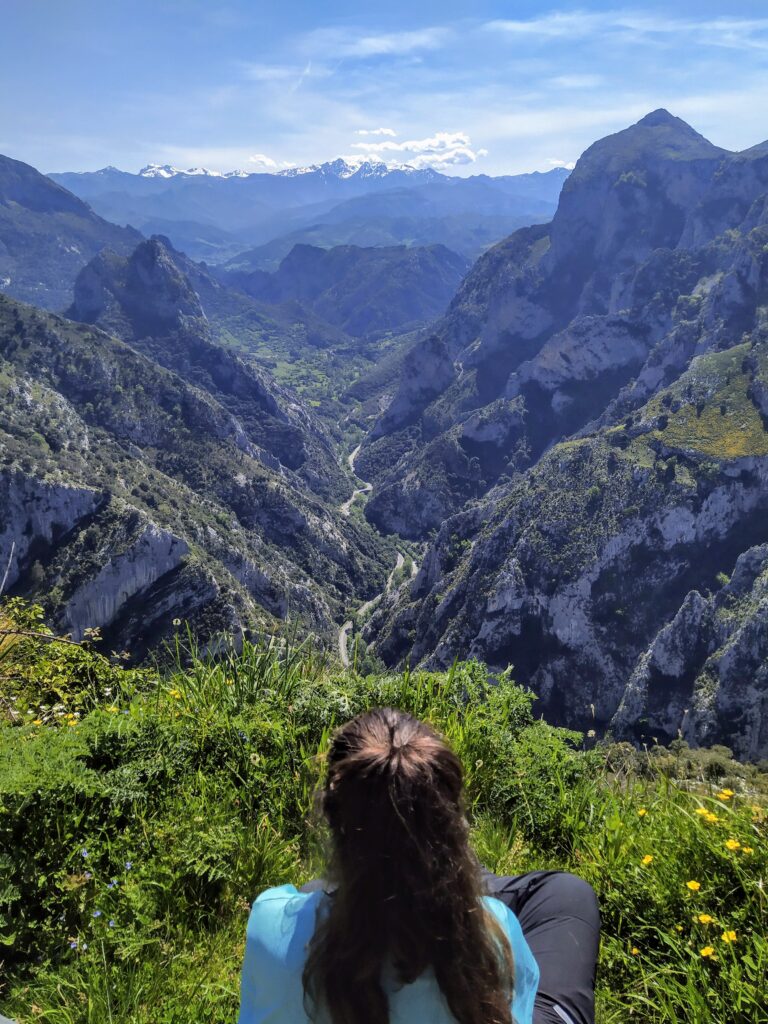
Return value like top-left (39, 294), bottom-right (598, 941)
top-left (302, 707), bottom-right (514, 1024)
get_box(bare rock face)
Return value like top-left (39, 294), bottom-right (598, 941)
top-left (0, 293), bottom-right (387, 657)
top-left (371, 334), bottom-right (768, 757)
top-left (611, 546), bottom-right (768, 761)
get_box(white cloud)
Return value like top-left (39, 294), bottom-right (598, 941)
top-left (350, 130), bottom-right (486, 169)
top-left (355, 127), bottom-right (397, 136)
top-left (547, 158), bottom-right (576, 170)
top-left (248, 153), bottom-right (278, 169)
top-left (300, 26), bottom-right (451, 59)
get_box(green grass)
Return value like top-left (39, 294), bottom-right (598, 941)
top-left (1, 606), bottom-right (766, 1024)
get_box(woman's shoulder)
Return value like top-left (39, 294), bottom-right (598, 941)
top-left (245, 884), bottom-right (323, 969)
top-left (483, 895), bottom-right (540, 1014)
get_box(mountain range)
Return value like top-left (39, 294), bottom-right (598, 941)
top-left (49, 160), bottom-right (568, 264)
top-left (3, 111), bottom-right (768, 758)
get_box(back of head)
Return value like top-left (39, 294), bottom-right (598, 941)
top-left (303, 708), bottom-right (514, 1024)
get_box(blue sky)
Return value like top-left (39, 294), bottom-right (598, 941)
top-left (2, 1), bottom-right (768, 176)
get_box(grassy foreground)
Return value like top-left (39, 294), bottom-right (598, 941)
top-left (0, 600), bottom-right (766, 1024)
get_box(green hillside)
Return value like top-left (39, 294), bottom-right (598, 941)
top-left (0, 603), bottom-right (765, 1024)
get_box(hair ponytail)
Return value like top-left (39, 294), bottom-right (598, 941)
top-left (302, 708), bottom-right (514, 1024)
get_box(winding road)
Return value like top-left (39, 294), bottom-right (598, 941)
top-left (339, 444), bottom-right (372, 517)
top-left (336, 443), bottom-right (419, 668)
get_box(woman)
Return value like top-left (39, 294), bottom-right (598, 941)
top-left (238, 708), bottom-right (600, 1024)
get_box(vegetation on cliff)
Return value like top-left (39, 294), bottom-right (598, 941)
top-left (1, 601), bottom-right (765, 1024)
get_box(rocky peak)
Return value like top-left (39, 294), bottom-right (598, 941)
top-left (70, 236), bottom-right (204, 338)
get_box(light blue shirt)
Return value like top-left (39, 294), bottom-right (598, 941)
top-left (238, 884), bottom-right (539, 1024)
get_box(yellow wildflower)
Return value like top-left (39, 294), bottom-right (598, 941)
top-left (704, 812), bottom-right (719, 823)
top-left (637, 808), bottom-right (647, 817)
top-left (721, 930), bottom-right (737, 944)
top-left (107, 705), bottom-right (119, 713)
top-left (32, 719), bottom-right (42, 726)
top-left (717, 789), bottom-right (734, 800)
top-left (675, 925), bottom-right (683, 932)
top-left (700, 946), bottom-right (715, 958)
top-left (169, 688), bottom-right (181, 699)
top-left (67, 720), bottom-right (78, 727)
top-left (695, 808), bottom-right (709, 816)
top-left (698, 914), bottom-right (714, 925)
top-left (686, 880), bottom-right (701, 892)
top-left (741, 846), bottom-right (754, 855)
top-left (631, 947), bottom-right (640, 955)
top-left (641, 855), bottom-right (654, 866)
top-left (725, 839), bottom-right (740, 851)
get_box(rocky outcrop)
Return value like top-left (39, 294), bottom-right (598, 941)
top-left (0, 293), bottom-right (388, 655)
top-left (68, 237), bottom-right (347, 499)
top-left (371, 339), bottom-right (768, 756)
top-left (359, 110), bottom-right (761, 540)
top-left (0, 472), bottom-right (101, 590)
top-left (611, 545), bottom-right (768, 760)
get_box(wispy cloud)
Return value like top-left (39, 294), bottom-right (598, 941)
top-left (355, 127), bottom-right (397, 136)
top-left (486, 12), bottom-right (768, 51)
top-left (351, 130), bottom-right (487, 168)
top-left (300, 25), bottom-right (451, 59)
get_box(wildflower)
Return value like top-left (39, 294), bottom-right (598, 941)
top-left (641, 855), bottom-right (654, 866)
top-left (172, 618), bottom-right (181, 626)
top-left (107, 879), bottom-right (117, 889)
top-left (125, 861), bottom-right (132, 871)
top-left (721, 930), bottom-right (737, 944)
top-left (169, 688), bottom-right (181, 700)
top-left (700, 946), bottom-right (715, 958)
top-left (92, 910), bottom-right (102, 918)
top-left (704, 812), bottom-right (719, 823)
top-left (107, 705), bottom-right (119, 713)
top-left (675, 925), bottom-right (683, 932)
top-left (631, 947), bottom-right (639, 955)
top-left (638, 808), bottom-right (647, 817)
top-left (81, 848), bottom-right (88, 859)
top-left (67, 720), bottom-right (78, 727)
top-left (725, 838), bottom-right (741, 851)
top-left (109, 920), bottom-right (116, 928)
top-left (695, 808), bottom-right (709, 817)
top-left (84, 871), bottom-right (92, 881)
top-left (742, 846), bottom-right (754, 854)
top-left (717, 789), bottom-right (734, 801)
top-left (69, 939), bottom-right (78, 950)
top-left (686, 880), bottom-right (701, 892)
top-left (81, 943), bottom-right (88, 951)
top-left (698, 914), bottom-right (714, 925)
top-left (32, 719), bottom-right (42, 726)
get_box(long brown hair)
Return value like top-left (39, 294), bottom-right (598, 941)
top-left (302, 707), bottom-right (514, 1024)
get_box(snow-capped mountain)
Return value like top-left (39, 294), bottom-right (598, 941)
top-left (138, 163), bottom-right (249, 179)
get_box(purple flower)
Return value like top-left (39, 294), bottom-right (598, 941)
top-left (125, 861), bottom-right (132, 871)
top-left (80, 848), bottom-right (88, 858)
top-left (109, 919), bottom-right (116, 928)
top-left (107, 879), bottom-right (117, 889)
top-left (84, 871), bottom-right (92, 880)
top-left (93, 910), bottom-right (102, 918)
top-left (69, 940), bottom-right (78, 949)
